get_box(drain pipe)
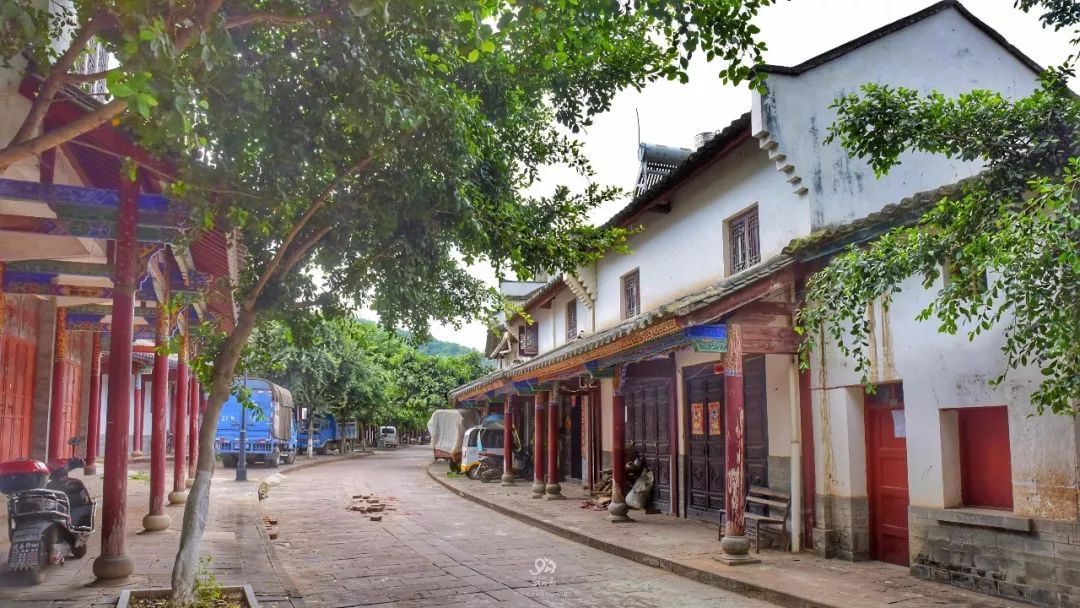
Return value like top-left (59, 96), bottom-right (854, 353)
top-left (789, 356), bottom-right (803, 553)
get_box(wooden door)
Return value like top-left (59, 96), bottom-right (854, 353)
top-left (0, 295), bottom-right (38, 462)
top-left (865, 383), bottom-right (909, 566)
top-left (59, 332), bottom-right (84, 458)
top-left (625, 379), bottom-right (672, 512)
top-left (685, 368), bottom-right (725, 522)
top-left (743, 356), bottom-right (769, 491)
top-left (569, 396), bottom-right (582, 479)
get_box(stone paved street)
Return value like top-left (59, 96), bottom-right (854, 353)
top-left (265, 445), bottom-right (778, 607)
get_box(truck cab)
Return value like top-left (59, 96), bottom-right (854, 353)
top-left (215, 379), bottom-right (296, 468)
top-left (297, 413), bottom-right (351, 455)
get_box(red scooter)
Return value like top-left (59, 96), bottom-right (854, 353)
top-left (0, 446), bottom-right (95, 584)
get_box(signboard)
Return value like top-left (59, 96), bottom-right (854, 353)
top-left (687, 324), bottom-right (727, 353)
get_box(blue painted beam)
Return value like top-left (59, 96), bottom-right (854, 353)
top-left (0, 176), bottom-right (171, 214)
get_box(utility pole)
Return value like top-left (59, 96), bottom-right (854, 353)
top-left (236, 374), bottom-right (248, 482)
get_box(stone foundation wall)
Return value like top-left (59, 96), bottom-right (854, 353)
top-left (910, 506), bottom-right (1080, 607)
top-left (813, 494), bottom-right (870, 561)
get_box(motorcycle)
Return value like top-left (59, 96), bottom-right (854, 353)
top-left (476, 447), bottom-right (533, 483)
top-left (0, 440), bottom-right (96, 584)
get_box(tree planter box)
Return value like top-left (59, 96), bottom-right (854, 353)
top-left (116, 585), bottom-right (259, 607)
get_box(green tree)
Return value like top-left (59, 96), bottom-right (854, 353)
top-left (4, 2), bottom-right (773, 604)
top-left (796, 1), bottom-right (1080, 416)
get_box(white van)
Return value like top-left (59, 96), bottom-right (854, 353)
top-left (379, 426), bottom-right (399, 448)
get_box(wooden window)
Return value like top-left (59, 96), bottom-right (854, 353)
top-left (566, 300), bottom-right (578, 341)
top-left (518, 323), bottom-right (539, 357)
top-left (957, 406), bottom-right (1013, 510)
top-left (729, 208), bottom-right (760, 274)
top-left (621, 270), bottom-right (640, 319)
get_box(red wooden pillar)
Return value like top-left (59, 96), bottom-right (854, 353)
top-left (718, 324), bottom-right (756, 564)
top-left (609, 368), bottom-right (629, 522)
top-left (186, 375), bottom-right (199, 485)
top-left (500, 397), bottom-right (515, 486)
top-left (169, 320), bottom-right (189, 504)
top-left (131, 366), bottom-right (145, 456)
top-left (47, 307), bottom-right (68, 463)
top-left (545, 386), bottom-right (564, 500)
top-left (531, 392), bottom-right (546, 498)
top-left (92, 175), bottom-right (138, 580)
top-left (84, 333), bottom-right (103, 474)
top-left (143, 306), bottom-right (171, 531)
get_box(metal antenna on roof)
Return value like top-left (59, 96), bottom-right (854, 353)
top-left (635, 108), bottom-right (642, 148)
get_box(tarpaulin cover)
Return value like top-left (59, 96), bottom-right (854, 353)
top-left (427, 409), bottom-right (480, 456)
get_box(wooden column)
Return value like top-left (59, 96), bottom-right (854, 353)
top-left (84, 333), bottom-right (102, 474)
top-left (168, 318), bottom-right (189, 504)
top-left (131, 367), bottom-right (145, 456)
top-left (92, 175), bottom-right (138, 580)
top-left (46, 307), bottom-right (68, 463)
top-left (186, 375), bottom-right (199, 486)
top-left (531, 392), bottom-right (546, 498)
top-left (500, 397), bottom-right (515, 486)
top-left (143, 306), bottom-right (171, 531)
top-left (608, 368), bottom-right (630, 522)
top-left (545, 386), bottom-right (564, 500)
top-left (717, 324), bottom-right (756, 564)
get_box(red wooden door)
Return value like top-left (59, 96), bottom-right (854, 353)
top-left (625, 379), bottom-right (672, 512)
top-left (0, 295), bottom-right (39, 462)
top-left (685, 368), bottom-right (725, 522)
top-left (59, 332), bottom-right (85, 459)
top-left (865, 383), bottom-right (909, 566)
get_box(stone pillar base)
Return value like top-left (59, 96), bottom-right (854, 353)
top-left (142, 513), bottom-right (171, 531)
top-left (168, 490), bottom-right (188, 505)
top-left (93, 554), bottom-right (135, 580)
top-left (531, 481), bottom-right (545, 499)
top-left (544, 482), bottom-right (564, 500)
top-left (715, 534), bottom-right (759, 565)
top-left (130, 451), bottom-right (143, 458)
top-left (500, 472), bottom-right (516, 486)
top-left (83, 464), bottom-right (97, 476)
top-left (185, 477), bottom-right (194, 488)
top-left (608, 500), bottom-right (630, 522)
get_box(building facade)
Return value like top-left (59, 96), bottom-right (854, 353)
top-left (450, 2), bottom-right (1079, 605)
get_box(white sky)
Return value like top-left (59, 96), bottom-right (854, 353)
top-left (371, 0), bottom-right (1076, 352)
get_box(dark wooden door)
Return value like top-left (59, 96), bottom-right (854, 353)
top-left (569, 396), bottom-right (582, 479)
top-left (865, 384), bottom-right (909, 566)
top-left (685, 369), bottom-right (725, 522)
top-left (625, 379), bottom-right (672, 512)
top-left (743, 357), bottom-right (769, 492)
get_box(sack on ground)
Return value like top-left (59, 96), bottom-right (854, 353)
top-left (626, 469), bottom-right (655, 510)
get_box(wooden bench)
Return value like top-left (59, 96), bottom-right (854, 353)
top-left (739, 486), bottom-right (791, 553)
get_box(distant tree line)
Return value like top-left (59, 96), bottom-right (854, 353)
top-left (246, 317), bottom-right (489, 434)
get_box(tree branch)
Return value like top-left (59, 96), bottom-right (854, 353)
top-left (225, 8), bottom-right (339, 29)
top-left (9, 12), bottom-right (114, 149)
top-left (242, 155), bottom-right (374, 312)
top-left (66, 67), bottom-right (120, 83)
top-left (0, 98), bottom-right (128, 172)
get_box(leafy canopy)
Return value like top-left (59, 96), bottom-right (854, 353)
top-left (796, 1), bottom-right (1080, 415)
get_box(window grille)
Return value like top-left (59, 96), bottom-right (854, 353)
top-left (566, 300), bottom-right (577, 341)
top-left (518, 324), bottom-right (538, 357)
top-left (622, 270), bottom-right (640, 319)
top-left (73, 39), bottom-right (111, 97)
top-left (729, 208), bottom-right (760, 273)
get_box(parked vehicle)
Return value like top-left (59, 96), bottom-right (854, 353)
top-left (378, 426), bottom-right (399, 448)
top-left (298, 413), bottom-right (353, 455)
top-left (426, 409), bottom-right (480, 465)
top-left (461, 417), bottom-right (506, 479)
top-left (474, 445), bottom-right (533, 484)
top-left (216, 378), bottom-right (296, 468)
top-left (0, 446), bottom-right (95, 584)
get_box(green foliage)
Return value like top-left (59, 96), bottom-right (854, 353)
top-left (797, 3), bottom-right (1080, 415)
top-left (248, 317), bottom-right (488, 430)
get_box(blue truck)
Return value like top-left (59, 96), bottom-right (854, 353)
top-left (215, 378), bottom-right (297, 468)
top-left (297, 413), bottom-right (358, 455)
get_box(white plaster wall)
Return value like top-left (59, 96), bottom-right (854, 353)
top-left (593, 138), bottom-right (810, 332)
top-left (765, 354), bottom-right (794, 458)
top-left (809, 272), bottom-right (1077, 519)
top-left (549, 288), bottom-right (581, 349)
top-left (758, 7), bottom-right (1042, 230)
top-left (533, 306), bottom-right (554, 355)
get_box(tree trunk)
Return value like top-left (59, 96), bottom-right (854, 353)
top-left (169, 308), bottom-right (257, 606)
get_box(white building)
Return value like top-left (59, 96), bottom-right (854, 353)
top-left (450, 2), bottom-right (1078, 605)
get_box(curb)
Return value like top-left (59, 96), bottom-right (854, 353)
top-left (426, 465), bottom-right (833, 608)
